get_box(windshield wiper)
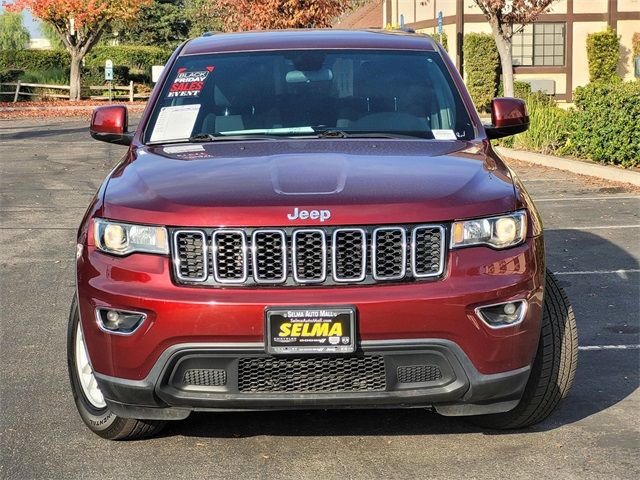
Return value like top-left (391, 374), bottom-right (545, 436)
top-left (315, 129), bottom-right (429, 140)
top-left (188, 133), bottom-right (217, 142)
top-left (187, 133), bottom-right (281, 143)
top-left (316, 129), bottom-right (350, 138)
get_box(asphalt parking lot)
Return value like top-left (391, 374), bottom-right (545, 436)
top-left (1, 117), bottom-right (638, 479)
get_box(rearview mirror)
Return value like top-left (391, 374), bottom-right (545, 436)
top-left (484, 97), bottom-right (529, 140)
top-left (285, 68), bottom-right (333, 83)
top-left (90, 105), bottom-right (133, 146)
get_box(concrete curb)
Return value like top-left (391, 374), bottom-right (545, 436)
top-left (496, 147), bottom-right (640, 187)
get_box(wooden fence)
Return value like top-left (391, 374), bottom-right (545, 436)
top-left (0, 81), bottom-right (151, 102)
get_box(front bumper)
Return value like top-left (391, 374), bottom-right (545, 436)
top-left (95, 339), bottom-right (531, 420)
top-left (77, 236), bottom-right (544, 417)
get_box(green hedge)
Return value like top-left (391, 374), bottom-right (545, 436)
top-left (586, 28), bottom-right (620, 83)
top-left (81, 65), bottom-right (130, 86)
top-left (0, 45), bottom-right (170, 86)
top-left (562, 80), bottom-right (640, 168)
top-left (0, 49), bottom-right (70, 72)
top-left (0, 68), bottom-right (23, 82)
top-left (498, 80), bottom-right (532, 99)
top-left (86, 45), bottom-right (171, 71)
top-left (427, 32), bottom-right (448, 52)
top-left (463, 33), bottom-right (499, 113)
top-left (505, 92), bottom-right (570, 154)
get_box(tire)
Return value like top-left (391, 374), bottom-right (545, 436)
top-left (469, 269), bottom-right (578, 429)
top-left (67, 295), bottom-right (165, 440)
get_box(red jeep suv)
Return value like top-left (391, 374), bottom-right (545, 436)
top-left (68, 29), bottom-right (577, 440)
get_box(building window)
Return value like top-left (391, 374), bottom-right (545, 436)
top-left (512, 23), bottom-right (565, 67)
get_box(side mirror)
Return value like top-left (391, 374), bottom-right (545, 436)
top-left (90, 105), bottom-right (133, 146)
top-left (484, 97), bottom-right (529, 140)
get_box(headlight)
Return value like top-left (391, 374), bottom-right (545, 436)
top-left (451, 211), bottom-right (527, 249)
top-left (94, 219), bottom-right (169, 256)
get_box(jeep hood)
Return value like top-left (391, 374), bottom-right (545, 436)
top-left (102, 139), bottom-right (516, 227)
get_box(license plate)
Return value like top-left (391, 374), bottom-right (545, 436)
top-left (266, 306), bottom-right (356, 354)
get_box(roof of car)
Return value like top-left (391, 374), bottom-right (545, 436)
top-left (181, 29), bottom-right (437, 56)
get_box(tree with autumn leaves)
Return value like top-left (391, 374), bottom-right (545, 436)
top-left (472, 0), bottom-right (557, 97)
top-left (217, 0), bottom-right (349, 31)
top-left (5, 0), bottom-right (151, 100)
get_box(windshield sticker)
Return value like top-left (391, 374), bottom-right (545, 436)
top-left (167, 66), bottom-right (214, 98)
top-left (432, 129), bottom-right (457, 140)
top-left (150, 104), bottom-right (201, 142)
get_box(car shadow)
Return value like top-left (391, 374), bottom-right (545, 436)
top-left (157, 229), bottom-right (638, 439)
top-left (1, 126), bottom-right (89, 140)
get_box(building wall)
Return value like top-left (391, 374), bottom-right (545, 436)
top-left (389, 0), bottom-right (640, 101)
top-left (572, 21), bottom-right (609, 90)
top-left (573, 0), bottom-right (608, 13)
top-left (514, 73), bottom-right (568, 94)
top-left (617, 19), bottom-right (639, 80)
top-left (618, 0), bottom-right (640, 11)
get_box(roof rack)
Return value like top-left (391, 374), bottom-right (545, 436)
top-left (202, 31), bottom-right (220, 37)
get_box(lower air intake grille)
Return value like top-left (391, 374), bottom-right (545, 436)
top-left (238, 356), bottom-right (386, 393)
top-left (183, 368), bottom-right (227, 387)
top-left (397, 365), bottom-right (442, 383)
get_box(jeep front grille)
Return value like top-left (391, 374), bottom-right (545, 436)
top-left (172, 224), bottom-right (445, 287)
top-left (237, 356), bottom-right (386, 393)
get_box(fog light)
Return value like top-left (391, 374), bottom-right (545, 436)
top-left (476, 300), bottom-right (527, 329)
top-left (97, 309), bottom-right (146, 334)
top-left (503, 303), bottom-right (517, 315)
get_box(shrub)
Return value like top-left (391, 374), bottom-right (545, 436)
top-left (0, 45), bottom-right (170, 88)
top-left (586, 28), bottom-right (620, 82)
top-left (0, 68), bottom-right (23, 82)
top-left (463, 33), bottom-right (499, 113)
top-left (86, 45), bottom-right (171, 72)
top-left (512, 92), bottom-right (570, 154)
top-left (562, 80), bottom-right (640, 168)
top-left (19, 68), bottom-right (69, 85)
top-left (632, 32), bottom-right (640, 57)
top-left (81, 65), bottom-right (130, 86)
top-left (497, 80), bottom-right (532, 99)
top-left (0, 49), bottom-right (70, 73)
top-left (427, 32), bottom-right (448, 52)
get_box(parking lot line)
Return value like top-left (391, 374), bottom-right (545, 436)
top-left (560, 225), bottom-right (640, 230)
top-left (553, 269), bottom-right (640, 276)
top-left (535, 196), bottom-right (640, 202)
top-left (579, 344), bottom-right (640, 351)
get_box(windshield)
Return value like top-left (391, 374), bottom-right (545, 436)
top-left (144, 49), bottom-right (475, 144)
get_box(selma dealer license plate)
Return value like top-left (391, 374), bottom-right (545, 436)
top-left (266, 307), bottom-right (356, 354)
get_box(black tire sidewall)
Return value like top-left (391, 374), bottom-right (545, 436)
top-left (67, 295), bottom-right (119, 433)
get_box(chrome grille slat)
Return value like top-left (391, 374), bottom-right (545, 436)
top-left (332, 228), bottom-right (367, 282)
top-left (372, 227), bottom-right (407, 280)
top-left (212, 230), bottom-right (248, 284)
top-left (292, 229), bottom-right (327, 283)
top-left (172, 224), bottom-right (446, 286)
top-left (252, 230), bottom-right (287, 284)
top-left (411, 225), bottom-right (445, 278)
top-left (173, 230), bottom-right (207, 282)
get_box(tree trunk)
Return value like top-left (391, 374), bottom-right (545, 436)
top-left (69, 52), bottom-right (83, 101)
top-left (496, 36), bottom-right (515, 97)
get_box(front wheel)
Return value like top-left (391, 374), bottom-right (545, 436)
top-left (67, 295), bottom-right (165, 440)
top-left (469, 270), bottom-right (578, 429)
